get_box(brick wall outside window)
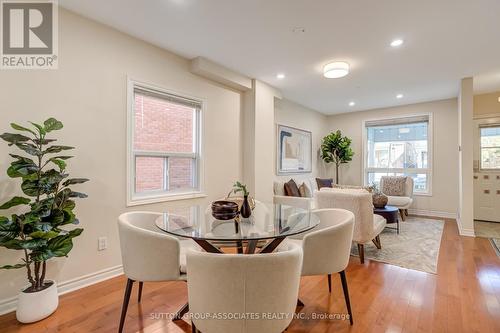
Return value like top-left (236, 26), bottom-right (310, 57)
top-left (134, 93), bottom-right (195, 193)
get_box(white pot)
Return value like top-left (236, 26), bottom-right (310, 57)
top-left (16, 280), bottom-right (59, 323)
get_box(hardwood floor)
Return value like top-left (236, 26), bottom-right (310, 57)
top-left (1, 218), bottom-right (500, 332)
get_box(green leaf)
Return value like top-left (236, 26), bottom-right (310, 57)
top-left (10, 123), bottom-right (36, 136)
top-left (0, 133), bottom-right (31, 145)
top-left (61, 209), bottom-right (76, 225)
top-left (29, 122), bottom-right (46, 135)
top-left (43, 118), bottom-right (63, 133)
top-left (69, 191), bottom-right (88, 198)
top-left (15, 142), bottom-right (42, 156)
top-left (32, 228), bottom-right (83, 261)
top-left (51, 159), bottom-right (66, 170)
top-left (21, 179), bottom-right (40, 197)
top-left (7, 158), bottom-right (38, 178)
top-left (43, 145), bottom-right (74, 154)
top-left (62, 178), bottom-right (89, 186)
top-left (0, 217), bottom-right (20, 242)
top-left (46, 209), bottom-right (65, 225)
top-left (0, 197), bottom-right (31, 210)
top-left (29, 230), bottom-right (59, 239)
top-left (0, 263), bottom-right (26, 269)
top-left (32, 138), bottom-right (56, 145)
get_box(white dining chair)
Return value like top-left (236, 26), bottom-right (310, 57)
top-left (287, 208), bottom-right (355, 325)
top-left (117, 211), bottom-right (198, 333)
top-left (186, 243), bottom-right (303, 333)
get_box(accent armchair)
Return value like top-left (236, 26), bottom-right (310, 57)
top-left (380, 176), bottom-right (414, 221)
top-left (315, 189), bottom-right (386, 264)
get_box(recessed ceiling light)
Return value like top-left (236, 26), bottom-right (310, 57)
top-left (349, 101), bottom-right (355, 107)
top-left (390, 39), bottom-right (404, 47)
top-left (323, 62), bottom-right (349, 79)
top-left (276, 73), bottom-right (285, 79)
top-left (396, 94), bottom-right (404, 99)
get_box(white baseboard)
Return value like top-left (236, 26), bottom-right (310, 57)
top-left (456, 217), bottom-right (476, 237)
top-left (408, 208), bottom-right (457, 219)
top-left (0, 265), bottom-right (123, 316)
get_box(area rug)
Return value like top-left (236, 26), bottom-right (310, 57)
top-left (350, 216), bottom-right (444, 274)
top-left (474, 220), bottom-right (500, 238)
top-left (490, 239), bottom-right (500, 257)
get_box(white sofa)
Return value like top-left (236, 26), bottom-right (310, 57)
top-left (380, 176), bottom-right (414, 221)
top-left (273, 177), bottom-right (318, 209)
top-left (315, 188), bottom-right (386, 264)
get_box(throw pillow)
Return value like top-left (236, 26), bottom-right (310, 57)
top-left (316, 178), bottom-right (334, 189)
top-left (382, 176), bottom-right (406, 196)
top-left (273, 181), bottom-right (285, 196)
top-left (284, 179), bottom-right (301, 197)
top-left (298, 182), bottom-right (311, 197)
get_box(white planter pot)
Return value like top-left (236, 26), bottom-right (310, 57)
top-left (16, 280), bottom-right (59, 323)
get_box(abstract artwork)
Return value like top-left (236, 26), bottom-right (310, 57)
top-left (277, 125), bottom-right (312, 174)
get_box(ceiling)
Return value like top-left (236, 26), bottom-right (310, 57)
top-left (60, 0), bottom-right (500, 115)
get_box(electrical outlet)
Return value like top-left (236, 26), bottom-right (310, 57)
top-left (98, 237), bottom-right (108, 251)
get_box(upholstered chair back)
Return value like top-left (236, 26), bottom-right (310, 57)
top-left (298, 209), bottom-right (354, 276)
top-left (380, 176), bottom-right (414, 197)
top-left (118, 211), bottom-right (182, 282)
top-left (315, 189), bottom-right (374, 243)
top-left (186, 243), bottom-right (303, 333)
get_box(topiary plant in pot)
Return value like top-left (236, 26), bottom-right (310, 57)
top-left (0, 118), bottom-right (88, 323)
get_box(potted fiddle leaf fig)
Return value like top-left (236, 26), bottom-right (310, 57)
top-left (320, 130), bottom-right (354, 184)
top-left (0, 118), bottom-right (88, 323)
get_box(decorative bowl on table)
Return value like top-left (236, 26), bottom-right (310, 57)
top-left (372, 192), bottom-right (388, 208)
top-left (211, 200), bottom-right (239, 220)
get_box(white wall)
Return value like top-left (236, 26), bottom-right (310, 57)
top-left (458, 78), bottom-right (475, 236)
top-left (0, 9), bottom-right (242, 306)
top-left (326, 99), bottom-right (459, 216)
top-left (274, 99), bottom-right (330, 185)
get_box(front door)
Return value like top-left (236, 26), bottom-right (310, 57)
top-left (474, 118), bottom-right (500, 223)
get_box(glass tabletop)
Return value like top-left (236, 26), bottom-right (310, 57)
top-left (155, 202), bottom-right (319, 241)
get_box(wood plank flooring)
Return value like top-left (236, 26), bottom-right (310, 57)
top-left (1, 218), bottom-right (500, 332)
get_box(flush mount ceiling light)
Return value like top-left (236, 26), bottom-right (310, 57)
top-left (390, 39), bottom-right (404, 47)
top-left (276, 73), bottom-right (285, 79)
top-left (349, 101), bottom-right (355, 107)
top-left (396, 94), bottom-right (404, 99)
top-left (323, 62), bottom-right (349, 79)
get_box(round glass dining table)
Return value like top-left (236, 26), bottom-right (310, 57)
top-left (155, 202), bottom-right (319, 254)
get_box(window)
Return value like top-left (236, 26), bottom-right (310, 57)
top-left (480, 125), bottom-right (500, 170)
top-left (364, 115), bottom-right (432, 194)
top-left (128, 81), bottom-right (202, 205)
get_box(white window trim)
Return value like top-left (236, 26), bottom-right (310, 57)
top-left (478, 123), bottom-right (500, 172)
top-left (126, 77), bottom-right (206, 206)
top-left (361, 113), bottom-right (433, 196)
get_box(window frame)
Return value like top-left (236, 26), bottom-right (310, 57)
top-left (362, 113), bottom-right (433, 196)
top-left (126, 78), bottom-right (205, 206)
top-left (479, 124), bottom-right (500, 171)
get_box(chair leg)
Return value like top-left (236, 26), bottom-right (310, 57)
top-left (357, 243), bottom-right (365, 264)
top-left (339, 271), bottom-right (353, 325)
top-left (191, 321), bottom-right (198, 333)
top-left (137, 281), bottom-right (143, 303)
top-left (328, 274), bottom-right (332, 293)
top-left (399, 209), bottom-right (406, 221)
top-left (119, 278), bottom-right (134, 333)
top-left (405, 209), bottom-right (409, 216)
top-left (372, 235), bottom-right (381, 249)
